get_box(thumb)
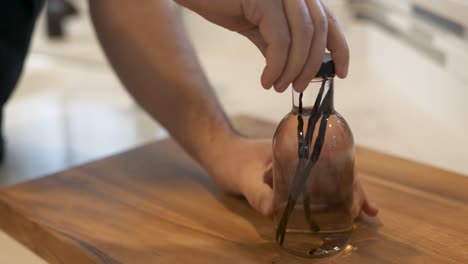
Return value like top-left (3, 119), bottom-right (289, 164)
top-left (242, 179), bottom-right (274, 216)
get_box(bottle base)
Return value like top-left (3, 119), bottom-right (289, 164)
top-left (279, 231), bottom-right (351, 258)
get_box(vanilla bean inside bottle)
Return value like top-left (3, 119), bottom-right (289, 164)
top-left (272, 54), bottom-right (355, 257)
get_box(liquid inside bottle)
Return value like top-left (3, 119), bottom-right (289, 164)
top-left (272, 75), bottom-right (355, 257)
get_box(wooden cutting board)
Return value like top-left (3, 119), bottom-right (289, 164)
top-left (0, 116), bottom-right (467, 263)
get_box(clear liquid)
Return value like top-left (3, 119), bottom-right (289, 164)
top-left (274, 203), bottom-right (353, 257)
top-left (273, 92), bottom-right (355, 257)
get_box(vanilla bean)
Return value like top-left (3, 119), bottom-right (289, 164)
top-left (300, 80), bottom-right (327, 234)
top-left (297, 93), bottom-right (306, 158)
top-left (303, 193), bottom-right (320, 232)
top-left (276, 110), bottom-right (331, 245)
top-left (276, 79), bottom-right (333, 245)
top-left (296, 92), bottom-right (319, 233)
top-left (304, 79), bottom-right (326, 145)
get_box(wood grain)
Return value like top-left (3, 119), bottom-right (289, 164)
top-left (0, 115), bottom-right (467, 263)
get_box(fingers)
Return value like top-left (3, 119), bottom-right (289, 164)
top-left (259, 1), bottom-right (291, 90)
top-left (250, 0), bottom-right (347, 92)
top-left (322, 4), bottom-right (349, 78)
top-left (292, 0), bottom-right (328, 92)
top-left (273, 0), bottom-right (313, 92)
top-left (353, 199), bottom-right (379, 218)
top-left (235, 139), bottom-right (274, 216)
top-left (242, 176), bottom-right (274, 216)
top-left (362, 200), bottom-right (379, 216)
top-left (352, 177), bottom-right (363, 218)
top-left (352, 176), bottom-right (379, 218)
top-left (352, 196), bottom-right (362, 219)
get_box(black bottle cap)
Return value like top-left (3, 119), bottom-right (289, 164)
top-left (315, 53), bottom-right (335, 78)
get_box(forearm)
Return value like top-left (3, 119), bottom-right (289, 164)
top-left (89, 0), bottom-right (235, 171)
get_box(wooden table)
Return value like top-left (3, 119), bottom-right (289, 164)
top-left (0, 116), bottom-right (467, 263)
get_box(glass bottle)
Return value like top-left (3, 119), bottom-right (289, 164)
top-left (272, 54), bottom-right (354, 257)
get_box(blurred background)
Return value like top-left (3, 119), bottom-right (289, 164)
top-left (0, 0), bottom-right (468, 261)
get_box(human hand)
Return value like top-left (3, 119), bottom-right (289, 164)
top-left (208, 138), bottom-right (378, 218)
top-left (175, 0), bottom-right (349, 93)
top-left (206, 138), bottom-right (275, 215)
top-left (352, 175), bottom-right (379, 218)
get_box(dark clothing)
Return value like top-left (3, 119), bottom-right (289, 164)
top-left (0, 0), bottom-right (45, 109)
top-left (0, 0), bottom-right (44, 161)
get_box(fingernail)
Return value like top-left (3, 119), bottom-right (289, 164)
top-left (262, 82), bottom-right (272, 90)
top-left (261, 71), bottom-right (273, 90)
top-left (292, 82), bottom-right (306, 93)
top-left (274, 82), bottom-right (288, 93)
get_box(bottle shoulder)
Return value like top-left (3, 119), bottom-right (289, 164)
top-left (273, 111), bottom-right (354, 151)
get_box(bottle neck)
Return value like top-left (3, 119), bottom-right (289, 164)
top-left (292, 77), bottom-right (334, 115)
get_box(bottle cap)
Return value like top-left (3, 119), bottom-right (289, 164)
top-left (315, 53), bottom-right (335, 78)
